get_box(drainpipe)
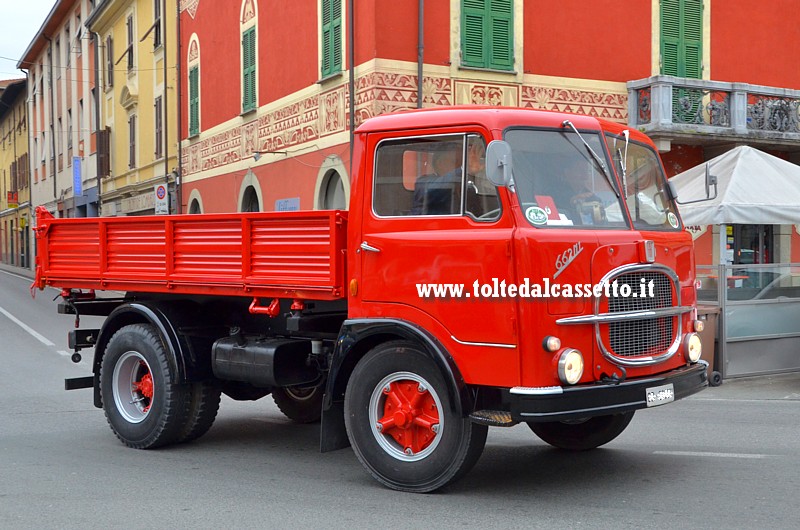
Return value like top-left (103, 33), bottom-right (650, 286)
top-left (175, 0), bottom-right (183, 213)
top-left (348, 0), bottom-right (354, 171)
top-left (92, 31), bottom-right (102, 216)
top-left (162, 0), bottom-right (171, 213)
top-left (46, 36), bottom-right (57, 206)
top-left (417, 0), bottom-right (424, 109)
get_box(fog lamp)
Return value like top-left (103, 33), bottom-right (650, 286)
top-left (558, 348), bottom-right (584, 385)
top-left (683, 333), bottom-right (702, 363)
top-left (543, 336), bottom-right (562, 352)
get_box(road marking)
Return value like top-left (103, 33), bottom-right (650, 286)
top-left (0, 268), bottom-right (33, 281)
top-left (654, 451), bottom-right (771, 459)
top-left (58, 350), bottom-right (72, 357)
top-left (0, 305), bottom-right (56, 346)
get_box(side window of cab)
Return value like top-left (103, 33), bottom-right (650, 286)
top-left (372, 134), bottom-right (500, 221)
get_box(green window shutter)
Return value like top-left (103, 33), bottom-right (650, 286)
top-left (242, 27), bottom-right (256, 112)
top-left (682, 0), bottom-right (703, 79)
top-left (660, 0), bottom-right (680, 76)
top-left (660, 0), bottom-right (702, 78)
top-left (462, 0), bottom-right (513, 71)
top-left (462, 0), bottom-right (486, 68)
top-left (321, 0), bottom-right (342, 77)
top-left (189, 66), bottom-right (199, 136)
top-left (332, 0), bottom-right (342, 73)
top-left (488, 0), bottom-right (513, 70)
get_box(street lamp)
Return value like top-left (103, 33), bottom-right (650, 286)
top-left (252, 149), bottom-right (288, 161)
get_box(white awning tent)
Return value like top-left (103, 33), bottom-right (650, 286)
top-left (671, 146), bottom-right (800, 225)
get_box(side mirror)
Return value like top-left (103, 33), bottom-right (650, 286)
top-left (675, 163), bottom-right (719, 205)
top-left (485, 140), bottom-right (514, 188)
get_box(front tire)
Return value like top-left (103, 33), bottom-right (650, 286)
top-left (527, 411), bottom-right (635, 451)
top-left (344, 341), bottom-right (487, 493)
top-left (100, 324), bottom-right (189, 449)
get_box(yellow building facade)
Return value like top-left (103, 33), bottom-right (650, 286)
top-left (88, 0), bottom-right (178, 215)
top-left (0, 79), bottom-right (32, 269)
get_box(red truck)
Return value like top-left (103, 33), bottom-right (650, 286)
top-left (34, 107), bottom-right (707, 492)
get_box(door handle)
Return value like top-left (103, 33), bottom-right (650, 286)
top-left (360, 241), bottom-right (381, 253)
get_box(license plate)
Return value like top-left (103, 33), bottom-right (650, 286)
top-left (645, 383), bottom-right (675, 407)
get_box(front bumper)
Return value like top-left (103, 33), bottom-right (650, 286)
top-left (509, 362), bottom-right (708, 423)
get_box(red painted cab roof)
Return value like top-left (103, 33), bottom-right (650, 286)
top-left (356, 106), bottom-right (652, 147)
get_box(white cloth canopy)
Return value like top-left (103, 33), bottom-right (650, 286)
top-left (671, 146), bottom-right (800, 225)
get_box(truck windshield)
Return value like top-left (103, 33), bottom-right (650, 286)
top-left (605, 133), bottom-right (682, 231)
top-left (505, 128), bottom-right (628, 229)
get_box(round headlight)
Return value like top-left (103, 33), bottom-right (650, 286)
top-left (683, 333), bottom-right (702, 363)
top-left (558, 348), bottom-right (584, 385)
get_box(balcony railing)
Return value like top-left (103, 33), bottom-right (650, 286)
top-left (627, 76), bottom-right (800, 148)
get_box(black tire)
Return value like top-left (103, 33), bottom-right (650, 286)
top-left (273, 383), bottom-right (324, 423)
top-left (344, 341), bottom-right (487, 493)
top-left (100, 324), bottom-right (189, 449)
top-left (177, 381), bottom-right (221, 443)
top-left (709, 371), bottom-right (723, 387)
top-left (527, 411), bottom-right (635, 451)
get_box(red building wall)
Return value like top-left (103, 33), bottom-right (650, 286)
top-left (525, 0), bottom-right (651, 82)
top-left (711, 0), bottom-right (800, 89)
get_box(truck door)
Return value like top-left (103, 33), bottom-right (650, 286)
top-left (357, 132), bottom-right (518, 386)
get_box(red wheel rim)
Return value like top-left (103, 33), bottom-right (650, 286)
top-left (369, 372), bottom-right (443, 461)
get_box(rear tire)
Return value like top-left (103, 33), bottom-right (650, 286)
top-left (100, 324), bottom-right (189, 449)
top-left (177, 381), bottom-right (221, 443)
top-left (344, 341), bottom-right (487, 493)
top-left (273, 383), bottom-right (324, 423)
top-left (527, 411), bottom-right (635, 451)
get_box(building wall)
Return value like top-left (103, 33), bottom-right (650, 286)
top-left (0, 82), bottom-right (32, 268)
top-left (710, 0), bottom-right (800, 89)
top-left (525, 0), bottom-right (652, 82)
top-left (22, 0), bottom-right (99, 220)
top-left (179, 0), bottom-right (631, 214)
top-left (90, 0), bottom-right (179, 216)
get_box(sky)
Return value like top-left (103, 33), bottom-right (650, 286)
top-left (0, 0), bottom-right (58, 81)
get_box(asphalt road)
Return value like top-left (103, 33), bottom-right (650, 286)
top-left (1, 267), bottom-right (799, 529)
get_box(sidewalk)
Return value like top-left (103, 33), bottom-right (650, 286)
top-left (698, 370), bottom-right (800, 401)
top-left (0, 262), bottom-right (34, 279)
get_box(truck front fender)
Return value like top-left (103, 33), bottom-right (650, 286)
top-left (320, 318), bottom-right (474, 452)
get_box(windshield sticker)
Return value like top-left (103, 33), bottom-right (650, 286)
top-left (667, 212), bottom-right (679, 228)
top-left (526, 206), bottom-right (548, 225)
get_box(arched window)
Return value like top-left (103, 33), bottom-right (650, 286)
top-left (189, 199), bottom-right (202, 214)
top-left (241, 186), bottom-right (260, 212)
top-left (321, 170), bottom-right (346, 210)
top-left (187, 34), bottom-right (200, 136)
top-left (240, 0), bottom-right (258, 113)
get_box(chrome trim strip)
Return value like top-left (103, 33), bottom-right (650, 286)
top-left (556, 306), bottom-right (693, 325)
top-left (510, 386), bottom-right (564, 395)
top-left (450, 335), bottom-right (517, 349)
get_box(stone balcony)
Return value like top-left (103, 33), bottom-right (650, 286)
top-left (627, 75), bottom-right (800, 154)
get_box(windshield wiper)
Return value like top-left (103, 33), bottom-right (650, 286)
top-left (562, 120), bottom-right (619, 197)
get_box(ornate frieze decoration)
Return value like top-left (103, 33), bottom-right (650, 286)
top-left (183, 67), bottom-right (627, 178)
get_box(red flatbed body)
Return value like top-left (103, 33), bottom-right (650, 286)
top-left (33, 207), bottom-right (348, 301)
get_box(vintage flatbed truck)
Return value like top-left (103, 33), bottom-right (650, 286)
top-left (34, 107), bottom-right (708, 492)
